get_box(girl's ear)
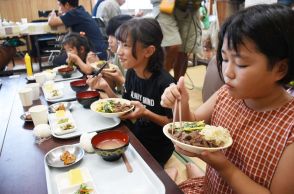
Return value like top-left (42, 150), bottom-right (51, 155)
top-left (274, 58), bottom-right (288, 81)
top-left (144, 45), bottom-right (156, 58)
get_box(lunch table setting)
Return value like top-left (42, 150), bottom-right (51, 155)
top-left (0, 66), bottom-right (183, 194)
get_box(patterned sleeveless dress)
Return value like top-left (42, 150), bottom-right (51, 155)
top-left (179, 86), bottom-right (294, 194)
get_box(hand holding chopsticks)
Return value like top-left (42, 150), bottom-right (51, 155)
top-left (171, 99), bottom-right (182, 135)
top-left (92, 62), bottom-right (108, 77)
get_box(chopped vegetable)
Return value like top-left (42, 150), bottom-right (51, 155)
top-left (171, 120), bottom-right (206, 132)
top-left (75, 184), bottom-right (93, 194)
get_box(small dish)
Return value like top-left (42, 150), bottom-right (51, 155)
top-left (20, 112), bottom-right (33, 122)
top-left (45, 145), bottom-right (84, 168)
top-left (55, 167), bottom-right (98, 194)
top-left (163, 122), bottom-right (233, 154)
top-left (49, 102), bottom-right (72, 113)
top-left (90, 98), bottom-right (134, 118)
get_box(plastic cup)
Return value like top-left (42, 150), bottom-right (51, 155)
top-left (34, 72), bottom-right (46, 86)
top-left (26, 83), bottom-right (40, 100)
top-left (29, 105), bottom-right (48, 126)
top-left (18, 88), bottom-right (33, 107)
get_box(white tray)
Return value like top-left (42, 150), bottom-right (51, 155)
top-left (45, 144), bottom-right (166, 194)
top-left (42, 80), bottom-right (77, 103)
top-left (54, 69), bottom-right (83, 82)
top-left (48, 101), bottom-right (120, 139)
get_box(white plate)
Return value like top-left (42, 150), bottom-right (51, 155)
top-left (55, 167), bottom-right (98, 194)
top-left (163, 122), bottom-right (233, 154)
top-left (90, 98), bottom-right (134, 118)
top-left (90, 62), bottom-right (116, 71)
top-left (49, 110), bottom-right (77, 135)
top-left (45, 145), bottom-right (84, 168)
top-left (48, 101), bottom-right (120, 139)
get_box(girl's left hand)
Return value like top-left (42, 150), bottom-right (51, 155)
top-left (66, 52), bottom-right (79, 65)
top-left (120, 101), bottom-right (146, 120)
top-left (86, 51), bottom-right (99, 64)
top-left (175, 146), bottom-right (230, 172)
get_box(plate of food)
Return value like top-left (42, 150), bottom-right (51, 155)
top-left (48, 102), bottom-right (72, 113)
top-left (20, 112), bottom-right (33, 122)
top-left (90, 61), bottom-right (116, 72)
top-left (54, 167), bottom-right (98, 194)
top-left (163, 121), bottom-right (233, 154)
top-left (42, 81), bottom-right (63, 100)
top-left (45, 144), bottom-right (84, 168)
top-left (90, 98), bottom-right (134, 118)
top-left (49, 110), bottom-right (77, 136)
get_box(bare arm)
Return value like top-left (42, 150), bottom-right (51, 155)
top-left (161, 76), bottom-right (216, 123)
top-left (121, 101), bottom-right (172, 127)
top-left (176, 141), bottom-right (294, 194)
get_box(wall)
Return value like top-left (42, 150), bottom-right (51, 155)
top-left (0, 0), bottom-right (93, 22)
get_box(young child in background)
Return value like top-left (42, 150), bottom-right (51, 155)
top-left (161, 4), bottom-right (294, 194)
top-left (101, 14), bottom-right (133, 92)
top-left (87, 18), bottom-right (175, 166)
top-left (62, 32), bottom-right (98, 74)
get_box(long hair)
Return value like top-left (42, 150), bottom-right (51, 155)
top-left (115, 18), bottom-right (164, 73)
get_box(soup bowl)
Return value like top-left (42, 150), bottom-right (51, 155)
top-left (76, 91), bottom-right (100, 108)
top-left (70, 79), bottom-right (89, 93)
top-left (58, 66), bottom-right (75, 78)
top-left (91, 130), bottom-right (129, 161)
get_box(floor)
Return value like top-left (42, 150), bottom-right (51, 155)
top-left (165, 65), bottom-right (207, 184)
top-left (5, 56), bottom-right (208, 185)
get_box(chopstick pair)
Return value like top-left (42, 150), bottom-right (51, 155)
top-left (92, 62), bottom-right (108, 77)
top-left (171, 99), bottom-right (182, 135)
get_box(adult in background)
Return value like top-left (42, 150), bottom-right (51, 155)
top-left (95, 0), bottom-right (126, 27)
top-left (48, 0), bottom-right (108, 62)
top-left (151, 0), bottom-right (202, 81)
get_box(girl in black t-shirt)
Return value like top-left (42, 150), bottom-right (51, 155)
top-left (87, 18), bottom-right (175, 166)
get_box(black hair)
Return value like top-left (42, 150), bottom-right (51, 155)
top-left (106, 15), bottom-right (133, 36)
top-left (58, 0), bottom-right (79, 7)
top-left (62, 32), bottom-right (90, 61)
top-left (216, 4), bottom-right (294, 85)
top-left (115, 18), bottom-right (164, 73)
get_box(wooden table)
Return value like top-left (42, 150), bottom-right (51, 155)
top-left (0, 74), bottom-right (183, 194)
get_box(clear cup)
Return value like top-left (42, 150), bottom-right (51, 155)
top-left (29, 105), bottom-right (48, 126)
top-left (26, 83), bottom-right (40, 100)
top-left (18, 88), bottom-right (33, 107)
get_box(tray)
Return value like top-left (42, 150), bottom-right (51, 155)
top-left (48, 101), bottom-right (120, 139)
top-left (54, 69), bottom-right (83, 82)
top-left (45, 144), bottom-right (165, 194)
top-left (42, 80), bottom-right (77, 103)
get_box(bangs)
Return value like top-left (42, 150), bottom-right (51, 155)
top-left (225, 21), bottom-right (246, 54)
top-left (115, 23), bottom-right (130, 43)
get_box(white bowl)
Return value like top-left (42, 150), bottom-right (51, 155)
top-left (163, 122), bottom-right (233, 154)
top-left (90, 98), bottom-right (134, 118)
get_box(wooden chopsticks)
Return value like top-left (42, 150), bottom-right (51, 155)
top-left (171, 99), bottom-right (182, 134)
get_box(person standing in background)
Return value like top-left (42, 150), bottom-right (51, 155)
top-left (48, 0), bottom-right (108, 63)
top-left (151, 0), bottom-right (202, 81)
top-left (95, 0), bottom-right (126, 27)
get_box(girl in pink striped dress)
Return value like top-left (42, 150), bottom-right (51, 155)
top-left (161, 4), bottom-right (294, 194)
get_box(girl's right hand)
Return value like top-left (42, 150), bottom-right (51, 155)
top-left (161, 76), bottom-right (189, 108)
top-left (86, 74), bottom-right (109, 91)
top-left (102, 67), bottom-right (125, 86)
